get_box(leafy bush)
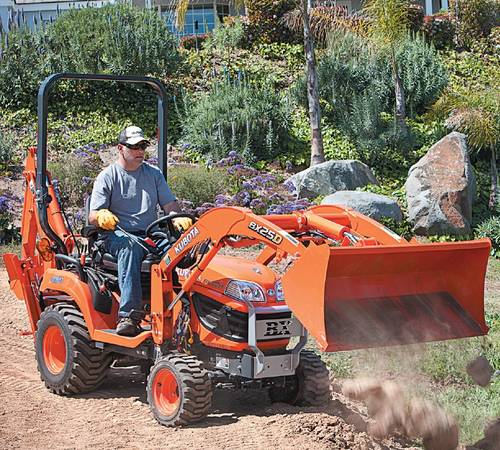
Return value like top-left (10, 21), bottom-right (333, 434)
top-left (0, 26), bottom-right (51, 109)
top-left (168, 165), bottom-right (229, 208)
top-left (0, 129), bottom-right (18, 169)
top-left (421, 13), bottom-right (456, 50)
top-left (475, 216), bottom-right (500, 257)
top-left (396, 33), bottom-right (448, 117)
top-left (179, 78), bottom-right (292, 162)
top-left (292, 29), bottom-right (448, 159)
top-left (0, 191), bottom-right (21, 243)
top-left (288, 109), bottom-right (359, 164)
top-left (205, 17), bottom-right (246, 51)
top-left (0, 3), bottom-right (179, 110)
top-left (450, 0), bottom-right (500, 50)
top-left (246, 0), bottom-right (300, 44)
top-left (291, 30), bottom-right (388, 155)
top-left (47, 3), bottom-right (179, 75)
top-left (179, 34), bottom-right (209, 51)
top-left (48, 147), bottom-right (103, 208)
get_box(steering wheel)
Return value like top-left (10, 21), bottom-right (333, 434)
top-left (145, 212), bottom-right (197, 241)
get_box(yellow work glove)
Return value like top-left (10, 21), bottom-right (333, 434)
top-left (172, 217), bottom-right (192, 232)
top-left (96, 209), bottom-right (119, 231)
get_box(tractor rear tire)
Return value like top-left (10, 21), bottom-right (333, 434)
top-left (147, 353), bottom-right (212, 426)
top-left (35, 303), bottom-right (111, 395)
top-left (269, 350), bottom-right (331, 406)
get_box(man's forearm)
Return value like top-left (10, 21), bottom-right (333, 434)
top-left (88, 210), bottom-right (98, 226)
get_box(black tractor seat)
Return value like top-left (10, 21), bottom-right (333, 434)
top-left (100, 252), bottom-right (161, 273)
top-left (81, 225), bottom-right (163, 273)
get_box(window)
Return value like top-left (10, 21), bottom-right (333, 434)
top-left (162, 4), bottom-right (216, 37)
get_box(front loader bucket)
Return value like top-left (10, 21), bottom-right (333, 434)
top-left (281, 239), bottom-right (491, 352)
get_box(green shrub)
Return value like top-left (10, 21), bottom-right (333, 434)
top-left (168, 165), bottom-right (229, 207)
top-left (450, 0), bottom-right (500, 50)
top-left (205, 17), bottom-right (246, 51)
top-left (0, 129), bottom-right (18, 169)
top-left (396, 33), bottom-right (448, 117)
top-left (288, 109), bottom-right (359, 164)
top-left (291, 30), bottom-right (390, 158)
top-left (47, 3), bottom-right (179, 75)
top-left (292, 30), bottom-right (447, 159)
top-left (475, 216), bottom-right (500, 257)
top-left (48, 149), bottom-right (103, 208)
top-left (0, 26), bottom-right (51, 109)
top-left (421, 13), bottom-right (456, 50)
top-left (0, 3), bottom-right (179, 110)
top-left (179, 78), bottom-right (292, 162)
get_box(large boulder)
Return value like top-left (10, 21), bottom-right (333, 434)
top-left (287, 160), bottom-right (378, 199)
top-left (321, 191), bottom-right (403, 222)
top-left (405, 132), bottom-right (476, 236)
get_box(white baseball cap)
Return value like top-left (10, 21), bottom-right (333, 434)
top-left (119, 126), bottom-right (150, 146)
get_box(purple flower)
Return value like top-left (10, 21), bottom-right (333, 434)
top-left (283, 180), bottom-right (296, 194)
top-left (234, 190), bottom-right (251, 206)
top-left (242, 180), bottom-right (256, 190)
top-left (228, 150), bottom-right (238, 158)
top-left (250, 198), bottom-right (266, 210)
top-left (82, 176), bottom-right (93, 185)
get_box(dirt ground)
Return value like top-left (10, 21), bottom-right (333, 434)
top-left (0, 270), bottom-right (426, 450)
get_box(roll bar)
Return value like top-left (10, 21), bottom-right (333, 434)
top-left (36, 73), bottom-right (169, 255)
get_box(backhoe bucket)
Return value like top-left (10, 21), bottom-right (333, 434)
top-left (281, 239), bottom-right (491, 352)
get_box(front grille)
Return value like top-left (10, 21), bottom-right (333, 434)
top-left (192, 293), bottom-right (292, 342)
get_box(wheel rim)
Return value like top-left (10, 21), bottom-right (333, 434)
top-left (153, 368), bottom-right (180, 417)
top-left (42, 325), bottom-right (67, 374)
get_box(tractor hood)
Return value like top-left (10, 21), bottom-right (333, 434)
top-left (191, 255), bottom-right (279, 299)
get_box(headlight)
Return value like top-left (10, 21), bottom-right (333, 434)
top-left (225, 280), bottom-right (266, 303)
top-left (275, 279), bottom-right (285, 301)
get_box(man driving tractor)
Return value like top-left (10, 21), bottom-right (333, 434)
top-left (88, 125), bottom-right (191, 336)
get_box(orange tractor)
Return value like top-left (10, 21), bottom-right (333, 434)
top-left (3, 74), bottom-right (492, 426)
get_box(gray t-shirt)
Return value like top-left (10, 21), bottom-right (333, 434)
top-left (90, 163), bottom-right (176, 232)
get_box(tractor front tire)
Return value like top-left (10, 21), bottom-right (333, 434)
top-left (269, 350), bottom-right (331, 406)
top-left (35, 303), bottom-right (111, 395)
top-left (147, 353), bottom-right (212, 426)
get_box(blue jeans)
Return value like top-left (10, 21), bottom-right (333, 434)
top-left (101, 231), bottom-right (147, 319)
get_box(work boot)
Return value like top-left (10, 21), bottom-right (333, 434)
top-left (116, 317), bottom-right (142, 336)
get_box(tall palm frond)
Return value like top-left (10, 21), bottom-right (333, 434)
top-left (283, 6), bottom-right (359, 46)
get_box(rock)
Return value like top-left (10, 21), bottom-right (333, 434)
top-left (466, 356), bottom-right (494, 387)
top-left (321, 191), bottom-right (403, 222)
top-left (287, 160), bottom-right (378, 199)
top-left (405, 132), bottom-right (476, 236)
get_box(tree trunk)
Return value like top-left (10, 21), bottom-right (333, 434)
top-left (303, 0), bottom-right (325, 167)
top-left (391, 52), bottom-right (410, 151)
top-left (489, 146), bottom-right (498, 209)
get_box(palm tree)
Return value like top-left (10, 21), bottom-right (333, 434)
top-left (363, 0), bottom-right (410, 142)
top-left (301, 0), bottom-right (325, 166)
top-left (436, 88), bottom-right (500, 209)
top-left (175, 0), bottom-right (325, 166)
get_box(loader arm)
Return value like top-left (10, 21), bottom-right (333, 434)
top-left (158, 205), bottom-right (491, 353)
